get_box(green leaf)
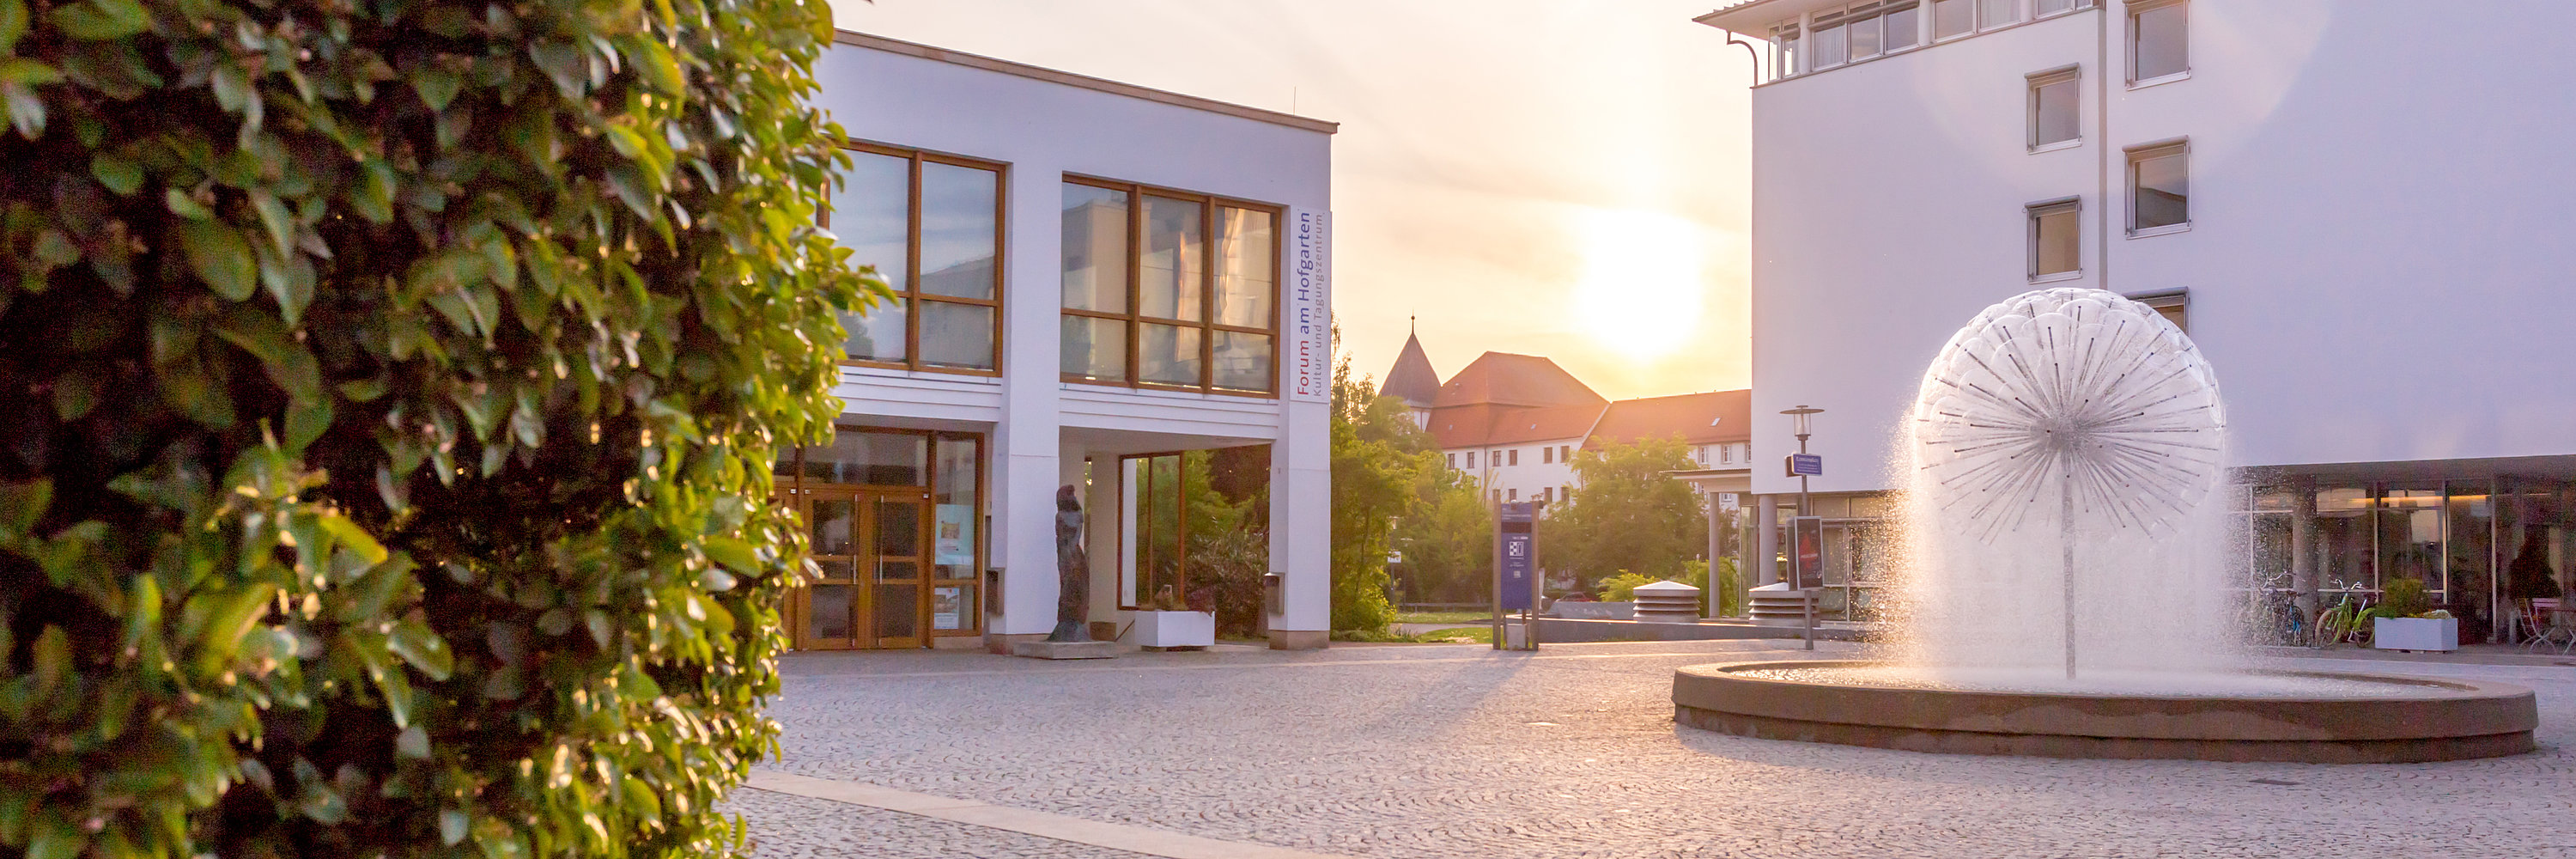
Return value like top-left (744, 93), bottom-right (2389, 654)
top-left (397, 725), bottom-right (430, 758)
top-left (1, 81), bottom-right (42, 138)
top-left (386, 617), bottom-right (453, 680)
top-left (212, 308), bottom-right (322, 404)
top-left (48, 366), bottom-right (99, 421)
top-left (701, 536), bottom-right (761, 575)
top-left (440, 809), bottom-right (471, 846)
top-left (45, 0), bottom-right (146, 40)
top-left (0, 58), bottom-right (63, 86)
top-left (0, 0), bottom-right (27, 54)
top-left (178, 220), bottom-right (254, 300)
top-left (411, 67), bottom-right (461, 113)
top-left (25, 813), bottom-right (86, 859)
top-left (313, 514), bottom-right (386, 565)
top-left (88, 153), bottom-right (141, 195)
top-left (0, 478), bottom-right (50, 544)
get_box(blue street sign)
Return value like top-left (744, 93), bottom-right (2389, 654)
top-left (1498, 503), bottom-right (1535, 612)
top-left (1786, 453), bottom-right (1823, 477)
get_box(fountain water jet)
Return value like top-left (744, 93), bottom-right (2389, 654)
top-left (1671, 288), bottom-right (2536, 763)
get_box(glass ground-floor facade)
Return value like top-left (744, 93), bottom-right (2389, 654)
top-left (2234, 474), bottom-right (2576, 644)
top-left (775, 426), bottom-right (986, 650)
top-left (1747, 463), bottom-right (2576, 643)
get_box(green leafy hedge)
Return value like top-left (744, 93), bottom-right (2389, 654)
top-left (0, 0), bottom-right (868, 855)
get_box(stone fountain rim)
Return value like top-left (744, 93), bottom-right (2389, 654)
top-left (1686, 659), bottom-right (2517, 702)
top-left (1673, 659), bottom-right (2537, 762)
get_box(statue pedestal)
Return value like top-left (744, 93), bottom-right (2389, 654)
top-left (1012, 640), bottom-right (1121, 660)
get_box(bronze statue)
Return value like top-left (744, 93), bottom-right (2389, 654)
top-left (1048, 484), bottom-right (1090, 642)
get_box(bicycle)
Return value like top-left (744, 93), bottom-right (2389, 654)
top-left (2311, 580), bottom-right (2375, 649)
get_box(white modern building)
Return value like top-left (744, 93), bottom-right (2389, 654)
top-left (798, 32), bottom-right (1335, 651)
top-left (1698, 0), bottom-right (2576, 639)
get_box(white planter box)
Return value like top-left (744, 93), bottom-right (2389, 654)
top-left (1133, 611), bottom-right (1215, 649)
top-left (2374, 616), bottom-right (2458, 652)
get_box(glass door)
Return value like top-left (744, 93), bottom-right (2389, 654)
top-left (870, 493), bottom-right (930, 649)
top-left (797, 488), bottom-right (866, 650)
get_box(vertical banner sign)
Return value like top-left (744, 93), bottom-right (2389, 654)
top-left (1287, 210), bottom-right (1332, 402)
top-left (1498, 503), bottom-right (1535, 612)
top-left (1790, 515), bottom-right (1826, 590)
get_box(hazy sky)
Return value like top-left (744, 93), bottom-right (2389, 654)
top-left (835, 1), bottom-right (1755, 400)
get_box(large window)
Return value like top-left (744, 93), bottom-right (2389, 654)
top-left (1977, 0), bottom-right (2020, 30)
top-left (1808, 2), bottom-right (1921, 70)
top-left (831, 145), bottom-right (1003, 374)
top-left (2129, 0), bottom-right (2188, 83)
top-left (1932, 0), bottom-right (1971, 39)
top-left (1061, 179), bottom-right (1280, 394)
top-left (2127, 141), bottom-right (2190, 235)
top-left (2026, 198), bottom-right (2081, 281)
top-left (2028, 66), bottom-right (2081, 149)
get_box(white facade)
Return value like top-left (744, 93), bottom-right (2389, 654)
top-left (1704, 0), bottom-right (2576, 497)
top-left (809, 33), bottom-right (1335, 649)
top-left (1701, 0), bottom-right (2576, 628)
top-left (1445, 440), bottom-right (1586, 506)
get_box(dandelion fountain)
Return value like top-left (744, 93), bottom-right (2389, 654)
top-left (1672, 288), bottom-right (2536, 763)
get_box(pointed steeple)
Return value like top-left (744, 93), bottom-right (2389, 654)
top-left (1382, 322), bottom-right (1441, 409)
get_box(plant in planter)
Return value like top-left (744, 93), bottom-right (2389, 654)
top-left (1134, 585), bottom-right (1215, 649)
top-left (2374, 578), bottom-right (2460, 652)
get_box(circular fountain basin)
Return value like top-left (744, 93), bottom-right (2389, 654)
top-left (1674, 661), bottom-right (2536, 764)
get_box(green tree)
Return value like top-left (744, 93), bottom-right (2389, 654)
top-left (1393, 466), bottom-right (1490, 605)
top-left (1327, 323), bottom-right (1413, 632)
top-left (1539, 437), bottom-right (1707, 593)
top-left (0, 0), bottom-right (860, 856)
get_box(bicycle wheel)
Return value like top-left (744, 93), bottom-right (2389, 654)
top-left (2312, 609), bottom-right (2348, 649)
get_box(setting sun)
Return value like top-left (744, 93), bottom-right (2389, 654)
top-left (1574, 209), bottom-right (1710, 362)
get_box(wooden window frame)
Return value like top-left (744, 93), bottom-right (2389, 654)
top-left (834, 142), bottom-right (1008, 377)
top-left (775, 426), bottom-right (988, 641)
top-left (1060, 175), bottom-right (1285, 398)
top-left (1117, 450), bottom-right (1191, 611)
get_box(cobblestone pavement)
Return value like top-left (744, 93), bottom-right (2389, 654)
top-left (745, 640), bottom-right (2576, 858)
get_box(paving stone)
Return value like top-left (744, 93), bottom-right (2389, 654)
top-left (726, 787), bottom-right (1156, 859)
top-left (743, 640), bottom-right (2576, 858)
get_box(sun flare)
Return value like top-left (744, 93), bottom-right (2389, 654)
top-left (1572, 209), bottom-right (1708, 362)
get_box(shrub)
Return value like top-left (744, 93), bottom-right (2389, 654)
top-left (0, 0), bottom-right (861, 856)
top-left (2379, 577), bottom-right (2433, 618)
top-left (1596, 571), bottom-right (1655, 602)
top-left (1188, 526), bottom-right (1268, 638)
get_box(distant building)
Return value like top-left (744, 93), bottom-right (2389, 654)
top-left (1381, 338), bottom-right (1754, 575)
top-left (1423, 352), bottom-right (1606, 508)
top-left (1380, 324), bottom-right (1442, 429)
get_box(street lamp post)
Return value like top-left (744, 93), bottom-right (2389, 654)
top-left (1781, 405), bottom-right (1824, 651)
top-left (1782, 405), bottom-right (1822, 518)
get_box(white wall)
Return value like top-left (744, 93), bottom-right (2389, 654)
top-left (1744, 0), bottom-right (2576, 497)
top-left (811, 39), bottom-right (1335, 637)
top-left (1445, 439), bottom-right (1586, 504)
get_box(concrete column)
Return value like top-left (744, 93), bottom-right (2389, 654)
top-left (2289, 477), bottom-right (2318, 624)
top-left (1084, 451), bottom-right (1121, 629)
top-left (986, 161), bottom-right (1066, 653)
top-left (1756, 494), bottom-right (1781, 587)
top-left (1704, 490), bottom-right (1723, 619)
top-left (1268, 399), bottom-right (1331, 649)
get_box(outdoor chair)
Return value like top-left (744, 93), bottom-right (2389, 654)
top-left (2522, 599), bottom-right (2576, 654)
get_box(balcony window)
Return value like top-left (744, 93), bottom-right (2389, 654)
top-left (831, 145), bottom-right (1002, 374)
top-left (1062, 180), bottom-right (1282, 394)
top-left (1978, 0), bottom-right (2020, 29)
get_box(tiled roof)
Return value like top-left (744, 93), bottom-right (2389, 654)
top-left (1381, 332), bottom-right (1441, 408)
top-left (1431, 352), bottom-right (1606, 410)
top-left (1430, 403), bottom-right (1605, 449)
top-left (1585, 390), bottom-right (1752, 448)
